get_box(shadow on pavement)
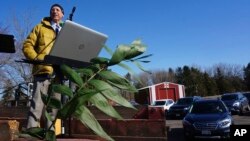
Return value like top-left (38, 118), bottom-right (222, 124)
top-left (243, 111), bottom-right (250, 116)
top-left (167, 127), bottom-right (229, 141)
top-left (167, 127), bottom-right (185, 141)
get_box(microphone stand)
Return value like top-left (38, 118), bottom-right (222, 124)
top-left (61, 6), bottom-right (76, 138)
top-left (69, 7), bottom-right (76, 21)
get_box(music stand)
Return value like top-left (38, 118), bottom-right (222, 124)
top-left (0, 34), bottom-right (15, 53)
top-left (17, 53), bottom-right (91, 137)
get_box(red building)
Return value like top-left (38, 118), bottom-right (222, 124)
top-left (135, 82), bottom-right (185, 105)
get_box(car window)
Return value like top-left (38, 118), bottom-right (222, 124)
top-left (169, 100), bottom-right (174, 104)
top-left (166, 100), bottom-right (173, 105)
top-left (243, 93), bottom-right (250, 99)
top-left (190, 101), bottom-right (226, 114)
top-left (239, 94), bottom-right (244, 99)
top-left (176, 98), bottom-right (193, 105)
top-left (154, 101), bottom-right (166, 106)
top-left (221, 94), bottom-right (238, 100)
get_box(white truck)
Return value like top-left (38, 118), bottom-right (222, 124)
top-left (151, 99), bottom-right (175, 111)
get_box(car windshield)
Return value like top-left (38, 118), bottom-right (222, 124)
top-left (243, 93), bottom-right (250, 99)
top-left (221, 94), bottom-right (238, 100)
top-left (190, 101), bottom-right (226, 114)
top-left (176, 98), bottom-right (193, 105)
top-left (154, 101), bottom-right (166, 106)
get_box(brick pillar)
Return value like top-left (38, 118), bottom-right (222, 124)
top-left (0, 120), bottom-right (19, 141)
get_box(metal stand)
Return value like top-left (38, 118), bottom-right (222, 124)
top-left (16, 56), bottom-right (90, 137)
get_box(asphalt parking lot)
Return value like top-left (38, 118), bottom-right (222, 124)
top-left (166, 112), bottom-right (250, 141)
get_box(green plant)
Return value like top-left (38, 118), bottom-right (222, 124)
top-left (23, 40), bottom-right (151, 141)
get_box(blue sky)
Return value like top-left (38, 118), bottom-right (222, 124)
top-left (1, 0), bottom-right (250, 75)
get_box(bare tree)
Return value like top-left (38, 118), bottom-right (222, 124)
top-left (211, 63), bottom-right (244, 78)
top-left (151, 68), bottom-right (176, 84)
top-left (133, 71), bottom-right (152, 88)
top-left (134, 68), bottom-right (180, 88)
top-left (0, 23), bottom-right (9, 33)
top-left (167, 68), bottom-right (176, 82)
top-left (0, 12), bottom-right (34, 98)
top-left (151, 69), bottom-right (168, 84)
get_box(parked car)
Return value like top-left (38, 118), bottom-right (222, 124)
top-left (221, 92), bottom-right (249, 115)
top-left (151, 99), bottom-right (174, 111)
top-left (167, 96), bottom-right (201, 118)
top-left (242, 92), bottom-right (250, 105)
top-left (183, 99), bottom-right (233, 140)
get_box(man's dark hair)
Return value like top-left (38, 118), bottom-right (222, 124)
top-left (50, 3), bottom-right (64, 14)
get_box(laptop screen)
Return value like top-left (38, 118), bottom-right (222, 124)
top-left (47, 20), bottom-right (108, 66)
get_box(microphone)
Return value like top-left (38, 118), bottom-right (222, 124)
top-left (72, 7), bottom-right (76, 14)
top-left (69, 6), bottom-right (76, 21)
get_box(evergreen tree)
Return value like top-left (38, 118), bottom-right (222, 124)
top-left (203, 72), bottom-right (218, 96)
top-left (244, 63), bottom-right (250, 90)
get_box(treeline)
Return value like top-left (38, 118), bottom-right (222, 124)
top-left (131, 63), bottom-right (250, 97)
top-left (1, 21), bottom-right (250, 98)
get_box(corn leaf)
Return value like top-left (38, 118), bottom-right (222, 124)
top-left (88, 79), bottom-right (135, 109)
top-left (45, 130), bottom-right (56, 141)
top-left (90, 57), bottom-right (110, 64)
top-left (108, 44), bottom-right (129, 66)
top-left (102, 89), bottom-right (136, 110)
top-left (57, 98), bottom-right (83, 119)
top-left (98, 71), bottom-right (137, 92)
top-left (98, 70), bottom-right (128, 83)
top-left (88, 79), bottom-right (114, 91)
top-left (25, 127), bottom-right (45, 139)
top-left (74, 105), bottom-right (114, 141)
top-left (77, 88), bottom-right (99, 96)
top-left (132, 54), bottom-right (153, 61)
top-left (45, 111), bottom-right (53, 122)
top-left (57, 90), bottom-right (97, 119)
top-left (108, 40), bottom-right (146, 66)
top-left (60, 64), bottom-right (83, 87)
top-left (132, 61), bottom-right (152, 74)
top-left (124, 40), bottom-right (146, 60)
top-left (89, 94), bottom-right (123, 120)
top-left (104, 45), bottom-right (114, 56)
top-left (47, 98), bottom-right (62, 109)
top-left (118, 62), bottom-right (135, 75)
top-left (106, 80), bottom-right (137, 92)
top-left (76, 68), bottom-right (94, 76)
top-left (117, 62), bottom-right (142, 84)
top-left (52, 84), bottom-right (73, 99)
top-left (41, 93), bottom-right (61, 109)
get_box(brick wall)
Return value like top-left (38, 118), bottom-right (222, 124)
top-left (0, 107), bottom-right (29, 118)
top-left (0, 106), bottom-right (143, 119)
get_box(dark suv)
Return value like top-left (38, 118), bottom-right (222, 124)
top-left (183, 99), bottom-right (233, 140)
top-left (167, 96), bottom-right (201, 118)
top-left (242, 92), bottom-right (250, 105)
top-left (221, 92), bottom-right (249, 115)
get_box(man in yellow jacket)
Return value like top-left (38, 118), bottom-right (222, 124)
top-left (23, 4), bottom-right (64, 131)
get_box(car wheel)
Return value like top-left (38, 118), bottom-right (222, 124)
top-left (165, 111), bottom-right (169, 119)
top-left (183, 129), bottom-right (194, 141)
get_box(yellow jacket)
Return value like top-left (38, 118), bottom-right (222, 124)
top-left (23, 17), bottom-right (56, 75)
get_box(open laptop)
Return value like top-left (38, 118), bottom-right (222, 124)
top-left (0, 34), bottom-right (15, 53)
top-left (43, 20), bottom-right (108, 68)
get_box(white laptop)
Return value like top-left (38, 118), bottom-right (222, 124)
top-left (44, 20), bottom-right (108, 68)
